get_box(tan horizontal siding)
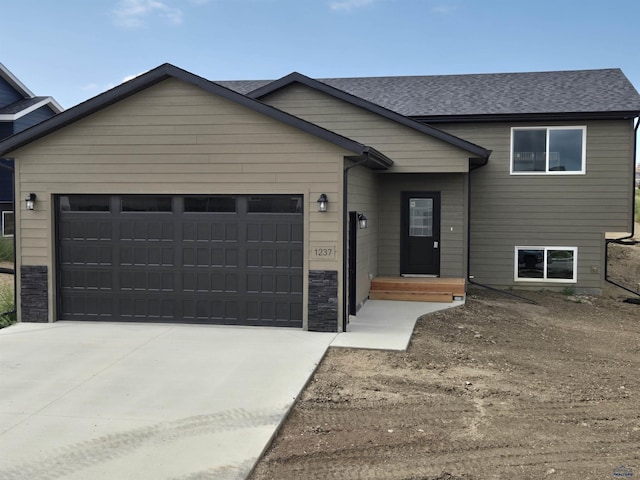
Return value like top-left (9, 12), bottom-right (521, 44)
top-left (261, 84), bottom-right (471, 172)
top-left (347, 164), bottom-right (379, 307)
top-left (13, 78), bottom-right (351, 324)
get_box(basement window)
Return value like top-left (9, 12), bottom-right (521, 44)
top-left (515, 247), bottom-right (577, 282)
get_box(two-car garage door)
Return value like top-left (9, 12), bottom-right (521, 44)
top-left (56, 194), bottom-right (303, 327)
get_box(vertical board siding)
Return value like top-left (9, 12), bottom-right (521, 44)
top-left (0, 76), bottom-right (22, 106)
top-left (261, 84), bottom-right (471, 172)
top-left (13, 78), bottom-right (353, 321)
top-left (14, 105), bottom-right (57, 134)
top-left (441, 120), bottom-right (634, 291)
top-left (347, 163), bottom-right (379, 307)
top-left (378, 173), bottom-right (467, 278)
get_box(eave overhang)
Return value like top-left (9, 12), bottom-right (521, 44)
top-left (411, 111), bottom-right (640, 124)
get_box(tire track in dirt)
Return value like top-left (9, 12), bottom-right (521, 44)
top-left (252, 438), bottom-right (640, 480)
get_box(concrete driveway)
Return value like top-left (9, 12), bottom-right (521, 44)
top-left (0, 322), bottom-right (336, 480)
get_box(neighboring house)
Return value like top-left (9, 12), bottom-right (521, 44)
top-left (0, 63), bottom-right (62, 237)
top-left (0, 64), bottom-right (638, 331)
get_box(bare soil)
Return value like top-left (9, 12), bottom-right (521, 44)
top-left (250, 240), bottom-right (640, 480)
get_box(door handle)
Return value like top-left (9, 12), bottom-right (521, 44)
top-left (434, 241), bottom-right (439, 248)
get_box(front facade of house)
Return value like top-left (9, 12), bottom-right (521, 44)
top-left (0, 63), bottom-right (62, 237)
top-left (1, 64), bottom-right (638, 331)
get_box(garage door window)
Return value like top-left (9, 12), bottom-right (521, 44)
top-left (122, 196), bottom-right (172, 212)
top-left (248, 195), bottom-right (303, 214)
top-left (184, 196), bottom-right (236, 213)
top-left (60, 195), bottom-right (111, 212)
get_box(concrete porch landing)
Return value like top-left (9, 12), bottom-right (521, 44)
top-left (369, 277), bottom-right (466, 303)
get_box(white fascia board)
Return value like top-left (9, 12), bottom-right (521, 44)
top-left (0, 63), bottom-right (36, 97)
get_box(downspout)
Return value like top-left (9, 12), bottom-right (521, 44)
top-left (605, 117), bottom-right (640, 297)
top-left (466, 157), bottom-right (538, 305)
top-left (342, 155), bottom-right (369, 332)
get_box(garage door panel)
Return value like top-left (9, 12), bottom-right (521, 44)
top-left (61, 269), bottom-right (112, 291)
top-left (57, 194), bottom-right (303, 327)
top-left (183, 221), bottom-right (237, 242)
top-left (182, 298), bottom-right (239, 323)
top-left (61, 293), bottom-right (114, 319)
top-left (246, 299), bottom-right (304, 326)
top-left (120, 221), bottom-right (175, 241)
top-left (119, 270), bottom-right (175, 292)
top-left (119, 246), bottom-right (174, 267)
top-left (120, 295), bottom-right (176, 320)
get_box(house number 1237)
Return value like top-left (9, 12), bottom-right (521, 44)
top-left (311, 246), bottom-right (336, 260)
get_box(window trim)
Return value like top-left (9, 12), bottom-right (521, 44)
top-left (510, 126), bottom-right (587, 175)
top-left (514, 246), bottom-right (578, 283)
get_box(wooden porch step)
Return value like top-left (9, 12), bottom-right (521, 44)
top-left (369, 290), bottom-right (454, 303)
top-left (369, 277), bottom-right (466, 303)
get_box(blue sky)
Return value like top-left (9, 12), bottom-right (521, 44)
top-left (3, 0), bottom-right (640, 164)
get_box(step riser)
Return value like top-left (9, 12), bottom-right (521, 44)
top-left (370, 284), bottom-right (464, 295)
top-left (369, 292), bottom-right (454, 303)
top-left (368, 277), bottom-right (465, 303)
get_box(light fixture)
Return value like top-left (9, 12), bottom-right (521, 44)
top-left (317, 193), bottom-right (328, 212)
top-left (25, 193), bottom-right (37, 211)
top-left (358, 213), bottom-right (368, 229)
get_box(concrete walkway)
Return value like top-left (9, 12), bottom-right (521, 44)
top-left (0, 300), bottom-right (461, 479)
top-left (332, 299), bottom-right (464, 351)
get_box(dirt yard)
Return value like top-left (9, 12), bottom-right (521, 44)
top-left (250, 240), bottom-right (640, 480)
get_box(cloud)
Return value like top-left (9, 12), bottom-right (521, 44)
top-left (122, 72), bottom-right (146, 83)
top-left (329, 0), bottom-right (374, 12)
top-left (112, 0), bottom-right (183, 28)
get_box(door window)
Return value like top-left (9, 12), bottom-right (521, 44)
top-left (409, 198), bottom-right (433, 237)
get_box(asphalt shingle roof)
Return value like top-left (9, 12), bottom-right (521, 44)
top-left (218, 69), bottom-right (640, 118)
top-left (0, 97), bottom-right (50, 115)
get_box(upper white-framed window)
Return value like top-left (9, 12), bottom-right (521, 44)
top-left (515, 246), bottom-right (577, 283)
top-left (2, 211), bottom-right (14, 237)
top-left (511, 126), bottom-right (586, 175)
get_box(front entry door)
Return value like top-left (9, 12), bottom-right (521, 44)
top-left (400, 192), bottom-right (441, 275)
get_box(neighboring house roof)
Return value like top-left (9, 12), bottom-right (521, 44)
top-left (0, 63), bottom-right (36, 98)
top-left (0, 63), bottom-right (393, 169)
top-left (246, 72), bottom-right (490, 159)
top-left (0, 97), bottom-right (59, 121)
top-left (0, 63), bottom-right (63, 117)
top-left (220, 68), bottom-right (640, 121)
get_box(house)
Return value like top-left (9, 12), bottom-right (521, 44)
top-left (0, 63), bottom-right (62, 237)
top-left (0, 64), bottom-right (638, 331)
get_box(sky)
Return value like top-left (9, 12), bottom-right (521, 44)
top-left (3, 0), bottom-right (640, 161)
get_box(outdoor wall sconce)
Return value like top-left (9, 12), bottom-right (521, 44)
top-left (358, 213), bottom-right (368, 229)
top-left (317, 193), bottom-right (328, 212)
top-left (25, 193), bottom-right (37, 211)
